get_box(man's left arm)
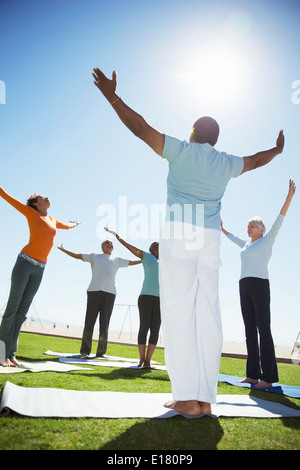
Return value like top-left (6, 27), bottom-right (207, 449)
top-left (241, 130), bottom-right (284, 174)
top-left (93, 68), bottom-right (165, 156)
top-left (128, 260), bottom-right (142, 266)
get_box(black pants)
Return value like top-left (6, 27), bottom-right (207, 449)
top-left (239, 277), bottom-right (278, 383)
top-left (80, 290), bottom-right (116, 356)
top-left (137, 294), bottom-right (161, 345)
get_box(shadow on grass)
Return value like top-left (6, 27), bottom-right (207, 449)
top-left (100, 415), bottom-right (224, 450)
top-left (92, 367), bottom-right (170, 381)
top-left (248, 389), bottom-right (300, 432)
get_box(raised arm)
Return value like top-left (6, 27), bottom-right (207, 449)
top-left (221, 221), bottom-right (246, 248)
top-left (0, 186), bottom-right (30, 216)
top-left (104, 227), bottom-right (144, 259)
top-left (56, 220), bottom-right (81, 230)
top-left (57, 244), bottom-right (83, 260)
top-left (280, 179), bottom-right (296, 215)
top-left (92, 68), bottom-right (165, 156)
top-left (128, 260), bottom-right (142, 266)
top-left (241, 130), bottom-right (284, 174)
top-left (220, 220), bottom-right (230, 236)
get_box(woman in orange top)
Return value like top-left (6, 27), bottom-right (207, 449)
top-left (0, 187), bottom-right (79, 367)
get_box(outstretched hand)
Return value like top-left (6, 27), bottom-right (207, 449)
top-left (276, 129), bottom-right (284, 153)
top-left (93, 68), bottom-right (117, 102)
top-left (57, 243), bottom-right (64, 251)
top-left (69, 220), bottom-right (81, 226)
top-left (104, 226), bottom-right (117, 237)
top-left (288, 179), bottom-right (296, 197)
top-left (220, 220), bottom-right (229, 236)
top-left (280, 179), bottom-right (296, 216)
top-left (92, 67), bottom-right (164, 156)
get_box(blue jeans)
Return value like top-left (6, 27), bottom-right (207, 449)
top-left (0, 255), bottom-right (45, 358)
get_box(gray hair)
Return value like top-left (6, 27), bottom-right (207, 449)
top-left (247, 216), bottom-right (266, 235)
top-left (101, 239), bottom-right (113, 249)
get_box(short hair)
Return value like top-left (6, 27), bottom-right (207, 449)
top-left (26, 193), bottom-right (39, 211)
top-left (149, 241), bottom-right (158, 255)
top-left (192, 116), bottom-right (220, 146)
top-left (247, 216), bottom-right (266, 235)
top-left (101, 239), bottom-right (113, 250)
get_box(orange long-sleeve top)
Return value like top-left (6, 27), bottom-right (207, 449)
top-left (0, 187), bottom-right (76, 263)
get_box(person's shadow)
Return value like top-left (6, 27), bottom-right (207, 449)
top-left (249, 388), bottom-right (300, 431)
top-left (100, 415), bottom-right (224, 450)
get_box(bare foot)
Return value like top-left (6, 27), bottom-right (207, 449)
top-left (9, 357), bottom-right (24, 367)
top-left (164, 399), bottom-right (202, 417)
top-left (143, 362), bottom-right (156, 369)
top-left (254, 380), bottom-right (272, 389)
top-left (238, 377), bottom-right (259, 384)
top-left (1, 358), bottom-right (14, 367)
top-left (199, 401), bottom-right (212, 415)
top-left (164, 400), bottom-right (174, 408)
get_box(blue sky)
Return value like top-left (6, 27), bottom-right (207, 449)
top-left (0, 0), bottom-right (299, 347)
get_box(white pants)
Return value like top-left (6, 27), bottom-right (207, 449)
top-left (159, 222), bottom-right (222, 404)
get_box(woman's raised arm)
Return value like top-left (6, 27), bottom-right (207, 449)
top-left (280, 179), bottom-right (296, 216)
top-left (104, 227), bottom-right (143, 259)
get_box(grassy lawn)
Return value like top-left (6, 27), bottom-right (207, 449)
top-left (0, 332), bottom-right (299, 451)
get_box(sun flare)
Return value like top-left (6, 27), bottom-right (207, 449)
top-left (177, 42), bottom-right (250, 107)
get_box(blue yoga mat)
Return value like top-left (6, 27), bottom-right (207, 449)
top-left (219, 374), bottom-right (300, 398)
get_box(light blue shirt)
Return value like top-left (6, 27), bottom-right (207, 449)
top-left (140, 251), bottom-right (159, 297)
top-left (227, 214), bottom-right (285, 280)
top-left (162, 135), bottom-right (244, 229)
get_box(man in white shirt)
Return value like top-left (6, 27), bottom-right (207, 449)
top-left (58, 239), bottom-right (141, 356)
top-left (91, 67), bottom-right (284, 416)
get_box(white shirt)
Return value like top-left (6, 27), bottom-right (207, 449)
top-left (82, 253), bottom-right (129, 294)
top-left (227, 214), bottom-right (284, 280)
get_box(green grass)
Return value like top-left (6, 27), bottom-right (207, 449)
top-left (0, 332), bottom-right (299, 451)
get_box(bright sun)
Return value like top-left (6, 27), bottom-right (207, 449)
top-left (177, 42), bottom-right (251, 108)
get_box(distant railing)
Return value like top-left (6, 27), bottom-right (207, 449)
top-left (111, 303), bottom-right (163, 345)
top-left (1, 302), bottom-right (164, 345)
top-left (114, 303), bottom-right (136, 339)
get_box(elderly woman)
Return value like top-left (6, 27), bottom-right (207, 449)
top-left (0, 187), bottom-right (79, 367)
top-left (105, 227), bottom-right (160, 369)
top-left (221, 180), bottom-right (296, 388)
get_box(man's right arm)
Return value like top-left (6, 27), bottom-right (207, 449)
top-left (111, 99), bottom-right (165, 156)
top-left (57, 244), bottom-right (83, 260)
top-left (92, 68), bottom-right (165, 156)
top-left (241, 130), bottom-right (284, 174)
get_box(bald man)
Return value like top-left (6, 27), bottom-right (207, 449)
top-left (92, 67), bottom-right (284, 416)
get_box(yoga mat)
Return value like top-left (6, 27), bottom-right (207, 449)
top-left (48, 359), bottom-right (297, 395)
top-left (1, 381), bottom-right (300, 418)
top-left (58, 357), bottom-right (167, 370)
top-left (219, 374), bottom-right (300, 399)
top-left (0, 361), bottom-right (92, 374)
top-left (44, 350), bottom-right (160, 364)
